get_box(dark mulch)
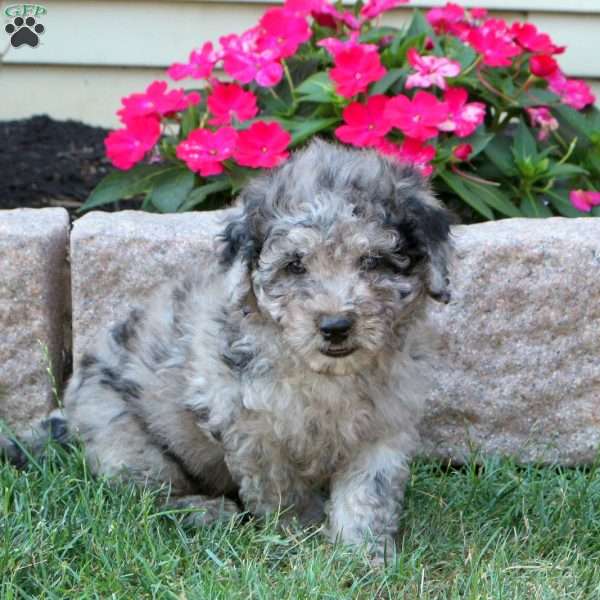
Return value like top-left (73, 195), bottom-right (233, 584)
top-left (0, 115), bottom-right (139, 218)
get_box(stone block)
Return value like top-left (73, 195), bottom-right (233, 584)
top-left (0, 208), bottom-right (69, 432)
top-left (421, 218), bottom-right (600, 465)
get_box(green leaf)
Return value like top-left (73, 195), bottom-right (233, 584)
top-left (180, 104), bottom-right (200, 138)
top-left (391, 33), bottom-right (426, 65)
top-left (370, 68), bottom-right (407, 95)
top-left (179, 180), bottom-right (232, 212)
top-left (554, 104), bottom-right (591, 141)
top-left (515, 87), bottom-right (560, 108)
top-left (404, 9), bottom-right (434, 38)
top-left (297, 72), bottom-right (336, 104)
top-left (483, 136), bottom-right (518, 177)
top-left (443, 37), bottom-right (477, 71)
top-left (462, 178), bottom-right (522, 218)
top-left (546, 163), bottom-right (589, 179)
top-left (519, 195), bottom-right (553, 218)
top-left (461, 130), bottom-right (495, 159)
top-left (438, 170), bottom-right (495, 220)
top-left (512, 118), bottom-right (538, 162)
top-left (360, 26), bottom-right (399, 43)
top-left (289, 117), bottom-right (339, 147)
top-left (545, 190), bottom-right (587, 218)
top-left (146, 167), bottom-right (196, 213)
top-left (80, 164), bottom-right (179, 212)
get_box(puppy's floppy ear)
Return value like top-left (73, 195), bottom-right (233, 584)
top-left (386, 162), bottom-right (454, 304)
top-left (219, 180), bottom-right (266, 268)
top-left (404, 191), bottom-right (454, 304)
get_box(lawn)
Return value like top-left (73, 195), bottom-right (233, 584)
top-left (1, 443), bottom-right (600, 599)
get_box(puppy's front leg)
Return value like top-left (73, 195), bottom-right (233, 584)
top-left (226, 431), bottom-right (325, 526)
top-left (327, 435), bottom-right (414, 563)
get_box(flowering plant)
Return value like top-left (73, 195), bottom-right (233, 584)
top-left (83, 1), bottom-right (600, 220)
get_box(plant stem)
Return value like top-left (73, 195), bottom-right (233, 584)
top-left (477, 66), bottom-right (515, 105)
top-left (451, 165), bottom-right (501, 186)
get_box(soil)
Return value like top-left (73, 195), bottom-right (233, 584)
top-left (0, 115), bottom-right (140, 218)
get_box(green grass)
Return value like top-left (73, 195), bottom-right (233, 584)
top-left (2, 444), bottom-right (600, 599)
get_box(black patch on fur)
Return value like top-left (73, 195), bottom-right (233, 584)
top-left (373, 471), bottom-right (390, 498)
top-left (42, 417), bottom-right (70, 445)
top-left (108, 410), bottom-right (130, 425)
top-left (150, 341), bottom-right (171, 365)
top-left (99, 367), bottom-right (142, 401)
top-left (195, 407), bottom-right (210, 423)
top-left (317, 166), bottom-right (336, 191)
top-left (210, 429), bottom-right (223, 443)
top-left (404, 196), bottom-right (453, 247)
top-left (2, 439), bottom-right (28, 469)
top-left (221, 348), bottom-right (253, 373)
top-left (79, 352), bottom-right (97, 370)
top-left (220, 215), bottom-right (261, 267)
top-left (388, 219), bottom-right (428, 271)
top-left (111, 309), bottom-right (143, 351)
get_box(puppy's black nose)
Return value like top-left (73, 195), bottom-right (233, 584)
top-left (319, 315), bottom-right (354, 343)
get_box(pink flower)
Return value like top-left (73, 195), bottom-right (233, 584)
top-left (467, 19), bottom-right (522, 67)
top-left (570, 190), bottom-right (600, 213)
top-left (234, 121), bottom-right (291, 168)
top-left (329, 45), bottom-right (387, 98)
top-left (117, 81), bottom-right (200, 125)
top-left (406, 48), bottom-right (461, 90)
top-left (285, 0), bottom-right (359, 29)
top-left (167, 42), bottom-right (220, 81)
top-left (426, 3), bottom-right (465, 35)
top-left (105, 115), bottom-right (161, 170)
top-left (225, 51), bottom-right (283, 87)
top-left (385, 91), bottom-right (449, 141)
top-left (207, 83), bottom-right (258, 126)
top-left (335, 95), bottom-right (392, 147)
top-left (378, 138), bottom-right (436, 176)
top-left (318, 32), bottom-right (375, 57)
top-left (259, 8), bottom-right (311, 59)
top-left (360, 0), bottom-right (409, 20)
top-left (547, 71), bottom-right (596, 110)
top-left (438, 87), bottom-right (486, 137)
top-left (176, 127), bottom-right (238, 176)
top-left (453, 143), bottom-right (472, 161)
top-left (510, 23), bottom-right (564, 55)
top-left (529, 54), bottom-right (558, 78)
top-left (526, 107), bottom-right (559, 141)
top-left (470, 8), bottom-right (488, 21)
top-left (398, 138), bottom-right (436, 176)
top-left (221, 28), bottom-right (284, 87)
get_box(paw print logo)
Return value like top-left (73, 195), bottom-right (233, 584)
top-left (5, 16), bottom-right (45, 48)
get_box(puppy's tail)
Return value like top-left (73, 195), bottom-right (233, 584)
top-left (0, 408), bottom-right (71, 469)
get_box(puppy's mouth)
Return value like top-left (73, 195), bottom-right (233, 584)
top-left (320, 346), bottom-right (357, 358)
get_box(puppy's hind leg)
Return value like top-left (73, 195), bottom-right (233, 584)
top-left (64, 357), bottom-right (195, 496)
top-left (64, 356), bottom-right (240, 526)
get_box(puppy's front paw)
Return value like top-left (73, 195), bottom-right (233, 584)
top-left (368, 535), bottom-right (397, 568)
top-left (165, 494), bottom-right (241, 527)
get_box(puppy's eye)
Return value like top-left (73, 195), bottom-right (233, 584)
top-left (286, 259), bottom-right (307, 275)
top-left (360, 256), bottom-right (382, 271)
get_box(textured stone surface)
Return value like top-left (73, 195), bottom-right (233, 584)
top-left (421, 218), bottom-right (600, 465)
top-left (70, 210), bottom-right (230, 361)
top-left (70, 212), bottom-right (600, 464)
top-left (0, 208), bottom-right (69, 432)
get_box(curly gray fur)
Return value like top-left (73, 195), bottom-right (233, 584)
top-left (54, 140), bottom-right (451, 562)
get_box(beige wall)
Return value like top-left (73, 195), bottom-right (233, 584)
top-left (1, 0), bottom-right (599, 127)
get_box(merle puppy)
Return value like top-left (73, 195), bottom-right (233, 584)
top-left (9, 140), bottom-right (453, 562)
